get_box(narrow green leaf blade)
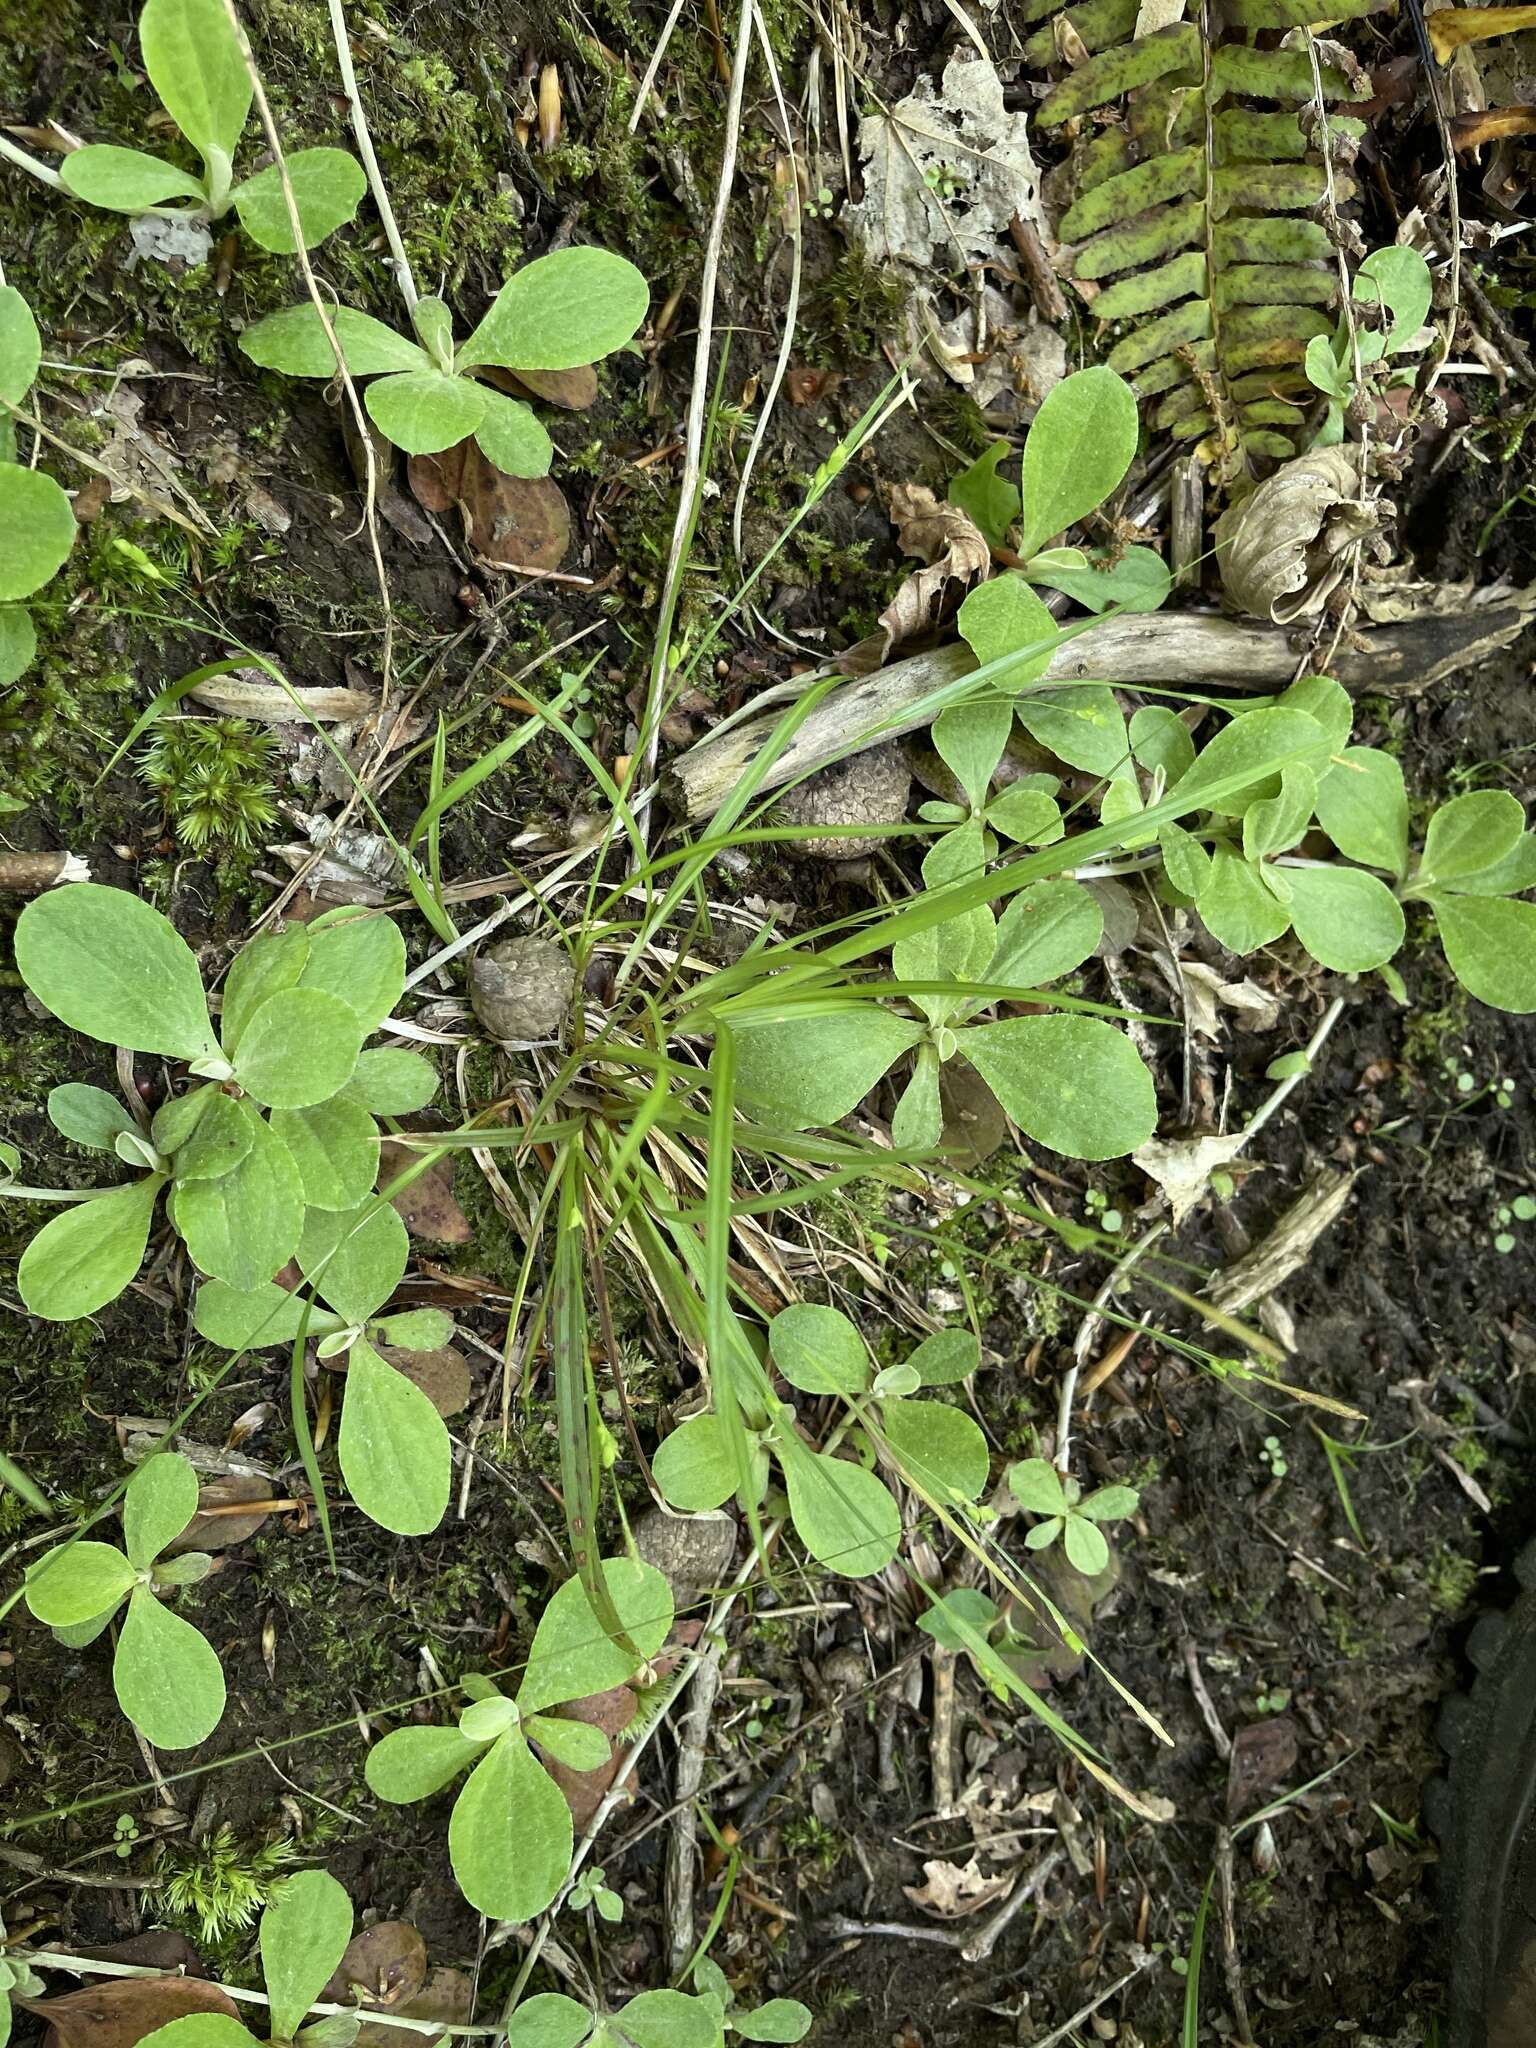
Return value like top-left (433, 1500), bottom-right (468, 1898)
top-left (194, 1277), bottom-right (342, 1351)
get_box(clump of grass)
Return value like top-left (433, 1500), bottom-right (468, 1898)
top-left (156, 1826), bottom-right (303, 1948)
top-left (139, 718), bottom-right (278, 851)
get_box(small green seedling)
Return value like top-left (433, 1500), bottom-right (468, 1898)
top-left (1006, 1458), bottom-right (1139, 1578)
top-left (1397, 789), bottom-right (1536, 1012)
top-left (507, 1990), bottom-right (726, 2048)
top-left (366, 1559), bottom-right (673, 1923)
top-left (1258, 1435), bottom-right (1288, 1480)
top-left (1305, 245), bottom-right (1433, 447)
top-left (140, 1866), bottom-right (357, 2047)
top-left (1493, 1192), bottom-right (1536, 1254)
top-left (57, 0), bottom-right (364, 253)
top-left (0, 284), bottom-right (77, 686)
top-left (23, 1452), bottom-right (225, 1749)
top-left (568, 1866), bottom-right (624, 1923)
top-left (947, 368), bottom-right (1171, 615)
top-left (654, 1311), bottom-right (989, 1579)
top-left (113, 1811), bottom-right (142, 1859)
top-left (241, 247), bottom-right (648, 479)
top-left (693, 1959), bottom-right (814, 2044)
top-left (2, 884), bottom-right (451, 1537)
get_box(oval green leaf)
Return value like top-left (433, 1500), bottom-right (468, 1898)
top-left (365, 370), bottom-right (486, 455)
top-left (123, 1451), bottom-right (199, 1569)
top-left (778, 1438), bottom-right (901, 1579)
top-left (955, 574), bottom-right (1059, 689)
top-left (299, 1200), bottom-right (409, 1323)
top-left (1284, 864), bottom-right (1405, 972)
top-left (449, 1730), bottom-right (571, 1922)
top-left (173, 1102), bottom-right (302, 1290)
top-left (0, 284), bottom-right (42, 405)
top-left (24, 1540), bottom-right (135, 1626)
top-left (1315, 746), bottom-right (1408, 874)
top-left (173, 1089), bottom-right (256, 1180)
top-left (473, 389), bottom-right (554, 478)
top-left (986, 879), bottom-right (1103, 993)
top-left (958, 1015), bottom-right (1157, 1161)
top-left (233, 987), bottom-right (363, 1109)
top-left (652, 1413), bottom-right (737, 1512)
top-left (345, 1047), bottom-right (440, 1114)
top-left (298, 911), bottom-right (406, 1032)
top-left (769, 1301), bottom-right (869, 1398)
top-left (365, 1722), bottom-right (486, 1804)
top-left (232, 147), bottom-right (365, 254)
top-left (1432, 893), bottom-right (1536, 1013)
top-left (269, 1095), bottom-right (378, 1212)
top-left (1421, 790), bottom-right (1525, 888)
top-left (1019, 366), bottom-right (1139, 560)
top-left (457, 247), bottom-right (649, 372)
top-left (261, 1868), bottom-right (354, 2041)
top-left (193, 1276), bottom-right (341, 1352)
top-left (140, 0), bottom-right (252, 163)
top-left (59, 145), bottom-right (206, 212)
top-left (115, 1584), bottom-right (226, 1748)
top-left (18, 1174), bottom-right (164, 1320)
top-left (15, 884), bottom-right (217, 1059)
top-left (907, 1328), bottom-right (979, 1385)
top-left (881, 1397), bottom-right (990, 1502)
top-left (732, 1008), bottom-right (922, 1129)
top-left (518, 1558), bottom-right (674, 1714)
top-left (338, 1341), bottom-right (450, 1536)
top-left (0, 465), bottom-right (76, 602)
top-left (0, 602), bottom-right (37, 686)
top-left (47, 1083), bottom-right (135, 1151)
top-left (240, 303), bottom-right (429, 379)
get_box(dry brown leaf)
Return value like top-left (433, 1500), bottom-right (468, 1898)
top-left (23, 1976), bottom-right (240, 2047)
top-left (536, 1683), bottom-right (632, 1831)
top-left (379, 1141), bottom-right (471, 1244)
top-left (188, 671), bottom-right (378, 723)
top-left (480, 363), bottom-right (599, 410)
top-left (357, 1968), bottom-right (475, 2048)
top-left (1212, 447), bottom-right (1384, 623)
top-left (164, 1473), bottom-right (275, 1555)
top-left (375, 1344), bottom-right (471, 1418)
top-left (880, 486), bottom-right (991, 653)
top-left (407, 441), bottom-right (571, 572)
top-left (901, 1855), bottom-right (1013, 1918)
top-left (785, 366), bottom-right (842, 406)
top-left (322, 1920), bottom-right (428, 2014)
top-left (1427, 2), bottom-right (1536, 58)
top-left (1133, 1132), bottom-right (1248, 1227)
top-left (1451, 103), bottom-right (1536, 146)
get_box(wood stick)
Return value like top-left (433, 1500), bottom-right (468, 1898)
top-left (669, 591), bottom-right (1536, 819)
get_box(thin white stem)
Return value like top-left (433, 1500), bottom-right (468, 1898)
top-left (628, 0), bottom-right (688, 131)
top-left (323, 0), bottom-right (419, 312)
top-left (1243, 994), bottom-right (1345, 1140)
top-left (22, 1952), bottom-right (497, 2036)
top-left (0, 133), bottom-right (62, 187)
top-left (629, 0), bottom-right (755, 847)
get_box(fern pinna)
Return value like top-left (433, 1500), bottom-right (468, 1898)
top-left (1026, 0), bottom-right (1388, 477)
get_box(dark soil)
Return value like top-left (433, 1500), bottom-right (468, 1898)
top-left (2, 2), bottom-right (1535, 2046)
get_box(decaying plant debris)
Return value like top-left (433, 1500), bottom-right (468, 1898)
top-left (2, 0), bottom-right (1536, 2044)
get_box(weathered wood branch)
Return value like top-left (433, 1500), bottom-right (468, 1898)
top-left (669, 590), bottom-right (1536, 821)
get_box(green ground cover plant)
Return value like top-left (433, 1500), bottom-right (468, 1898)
top-left (48, 0), bottom-right (364, 252)
top-left (241, 249), bottom-right (649, 477)
top-left (0, 284), bottom-right (76, 687)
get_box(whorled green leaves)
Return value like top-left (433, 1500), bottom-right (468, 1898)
top-left (241, 247), bottom-right (647, 477)
top-left (23, 1453), bottom-right (225, 1749)
top-left (366, 1560), bottom-right (673, 1923)
top-left (57, 0), bottom-right (364, 252)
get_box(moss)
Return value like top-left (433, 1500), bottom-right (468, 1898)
top-left (1423, 1544), bottom-right (1480, 1616)
top-left (802, 252), bottom-right (909, 367)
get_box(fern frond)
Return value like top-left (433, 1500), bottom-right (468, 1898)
top-left (1031, 0), bottom-right (1390, 477)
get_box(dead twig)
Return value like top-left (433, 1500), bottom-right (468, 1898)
top-left (665, 1643), bottom-right (723, 1975)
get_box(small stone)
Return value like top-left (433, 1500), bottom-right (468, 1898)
top-left (776, 743), bottom-right (911, 859)
top-left (470, 935), bottom-right (575, 1042)
top-left (633, 1506), bottom-right (737, 1605)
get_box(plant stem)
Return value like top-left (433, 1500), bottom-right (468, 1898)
top-left (324, 0), bottom-right (419, 312)
top-left (0, 133), bottom-right (61, 187)
top-left (20, 1952), bottom-right (497, 2036)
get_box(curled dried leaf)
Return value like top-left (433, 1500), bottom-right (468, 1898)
top-left (164, 1474), bottom-right (276, 1555)
top-left (880, 487), bottom-right (992, 652)
top-left (1213, 447), bottom-right (1384, 623)
top-left (322, 1920), bottom-right (428, 2013)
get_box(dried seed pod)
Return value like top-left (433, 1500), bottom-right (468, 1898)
top-left (470, 934), bottom-right (576, 1042)
top-left (776, 742), bottom-right (911, 859)
top-left (538, 63), bottom-right (562, 152)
